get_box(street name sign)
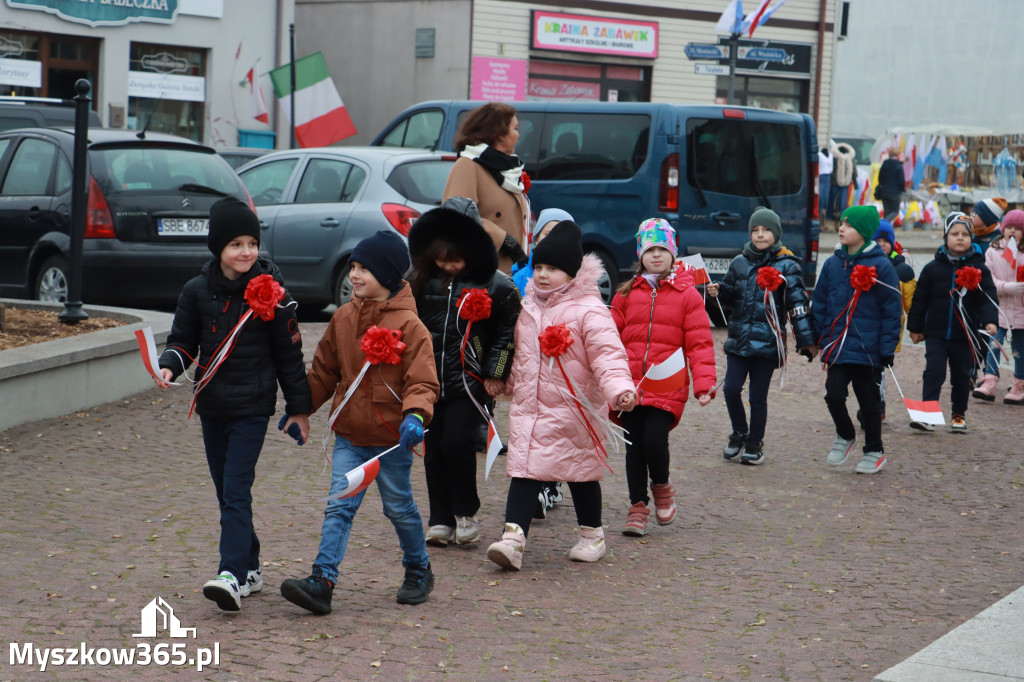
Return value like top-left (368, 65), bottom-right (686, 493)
top-left (736, 46), bottom-right (786, 61)
top-left (694, 63), bottom-right (729, 76)
top-left (685, 43), bottom-right (729, 60)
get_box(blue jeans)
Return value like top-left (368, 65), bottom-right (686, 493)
top-left (200, 415), bottom-right (268, 583)
top-left (314, 436), bottom-right (429, 583)
top-left (983, 327), bottom-right (1024, 379)
top-left (818, 174), bottom-right (831, 218)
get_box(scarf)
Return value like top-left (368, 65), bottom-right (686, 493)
top-left (533, 281), bottom-right (571, 305)
top-left (743, 241), bottom-right (783, 262)
top-left (461, 143), bottom-right (525, 194)
top-left (973, 222), bottom-right (1000, 239)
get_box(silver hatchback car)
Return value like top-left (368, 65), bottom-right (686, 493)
top-left (236, 146), bottom-right (456, 309)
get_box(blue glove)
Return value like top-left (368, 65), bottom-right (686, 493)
top-left (277, 414), bottom-right (305, 445)
top-left (398, 413), bottom-right (425, 451)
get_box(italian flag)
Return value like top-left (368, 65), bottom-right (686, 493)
top-left (269, 52), bottom-right (356, 147)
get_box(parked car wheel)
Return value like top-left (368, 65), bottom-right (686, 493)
top-left (590, 248), bottom-right (618, 305)
top-left (334, 262), bottom-right (353, 306)
top-left (34, 255), bottom-right (68, 302)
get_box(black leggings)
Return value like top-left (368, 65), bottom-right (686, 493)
top-left (423, 396), bottom-right (483, 526)
top-left (620, 405), bottom-right (674, 505)
top-left (504, 478), bottom-right (602, 536)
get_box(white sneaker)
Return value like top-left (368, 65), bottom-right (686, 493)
top-left (240, 568), bottom-right (262, 598)
top-left (827, 436), bottom-right (857, 466)
top-left (202, 572), bottom-right (241, 611)
top-left (455, 515), bottom-right (480, 545)
top-left (487, 523), bottom-right (526, 570)
top-left (569, 526), bottom-right (607, 562)
top-left (425, 524), bottom-right (456, 547)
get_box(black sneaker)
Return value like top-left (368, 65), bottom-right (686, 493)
top-left (396, 563), bottom-right (434, 605)
top-left (533, 488), bottom-right (551, 519)
top-left (280, 568), bottom-right (334, 615)
top-left (740, 441), bottom-right (766, 465)
top-left (723, 432), bottom-right (747, 460)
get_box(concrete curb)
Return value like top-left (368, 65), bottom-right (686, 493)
top-left (0, 299), bottom-right (174, 432)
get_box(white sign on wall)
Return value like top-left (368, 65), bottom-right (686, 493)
top-left (127, 71), bottom-right (205, 102)
top-left (0, 57), bottom-right (42, 88)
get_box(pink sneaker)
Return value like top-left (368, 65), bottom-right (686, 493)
top-left (1004, 378), bottom-right (1024, 405)
top-left (486, 523), bottom-right (525, 571)
top-left (569, 526), bottom-right (606, 562)
top-left (972, 374), bottom-right (998, 401)
top-left (650, 482), bottom-right (677, 525)
top-left (621, 502), bottom-right (651, 536)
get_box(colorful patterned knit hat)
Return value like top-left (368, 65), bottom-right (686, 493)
top-left (636, 218), bottom-right (677, 259)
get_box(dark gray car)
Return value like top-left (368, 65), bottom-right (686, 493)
top-left (236, 146), bottom-right (455, 309)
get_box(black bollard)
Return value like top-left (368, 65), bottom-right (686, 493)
top-left (59, 78), bottom-right (92, 324)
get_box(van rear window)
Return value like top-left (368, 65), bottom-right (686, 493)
top-left (687, 119), bottom-right (802, 197)
top-left (538, 113), bottom-right (649, 181)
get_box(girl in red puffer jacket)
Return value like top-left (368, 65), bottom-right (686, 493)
top-left (611, 219), bottom-right (717, 538)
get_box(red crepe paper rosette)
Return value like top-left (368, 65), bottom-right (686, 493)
top-left (955, 266), bottom-right (982, 291)
top-left (1017, 264), bottom-right (1024, 283)
top-left (539, 324), bottom-right (574, 358)
top-left (244, 274), bottom-right (286, 321)
top-left (521, 170), bottom-right (531, 194)
top-left (457, 288), bottom-right (492, 322)
top-left (850, 265), bottom-right (877, 292)
top-left (360, 325), bottom-right (406, 366)
top-left (756, 266), bottom-right (785, 292)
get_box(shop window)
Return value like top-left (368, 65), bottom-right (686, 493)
top-left (687, 118), bottom-right (803, 197)
top-left (128, 43), bottom-right (206, 142)
top-left (538, 113), bottom-right (649, 181)
top-left (714, 75), bottom-right (806, 114)
top-left (0, 30), bottom-right (97, 102)
top-left (528, 59), bottom-right (650, 103)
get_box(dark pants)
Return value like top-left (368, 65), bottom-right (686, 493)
top-left (620, 405), bottom-right (674, 505)
top-left (881, 192), bottom-right (902, 222)
top-left (824, 364), bottom-right (883, 454)
top-left (722, 354), bottom-right (776, 446)
top-left (923, 338), bottom-right (976, 416)
top-left (423, 396), bottom-right (483, 526)
top-left (504, 478), bottom-right (601, 537)
top-left (200, 415), bottom-right (269, 582)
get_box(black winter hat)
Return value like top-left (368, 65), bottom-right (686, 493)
top-left (208, 196), bottom-right (261, 257)
top-left (350, 230), bottom-right (411, 293)
top-left (531, 220), bottom-right (583, 277)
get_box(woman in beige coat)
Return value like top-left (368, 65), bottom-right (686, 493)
top-left (443, 102), bottom-right (529, 274)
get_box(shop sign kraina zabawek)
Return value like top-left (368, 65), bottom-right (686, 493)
top-left (5, 0), bottom-right (179, 27)
top-left (531, 10), bottom-right (657, 59)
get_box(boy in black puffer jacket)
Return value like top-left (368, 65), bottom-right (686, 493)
top-left (907, 212), bottom-right (998, 433)
top-left (407, 197), bottom-right (521, 547)
top-left (155, 197), bottom-right (312, 612)
top-left (708, 207), bottom-right (817, 465)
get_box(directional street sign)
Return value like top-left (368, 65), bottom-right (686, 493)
top-left (694, 63), bottom-right (729, 76)
top-left (684, 43), bottom-right (729, 60)
top-left (736, 46), bottom-right (787, 61)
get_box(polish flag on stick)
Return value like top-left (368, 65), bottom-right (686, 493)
top-left (1003, 235), bottom-right (1018, 267)
top-left (677, 254), bottom-right (711, 285)
top-left (484, 420), bottom-right (503, 480)
top-left (637, 348), bottom-right (687, 393)
top-left (135, 326), bottom-right (178, 385)
top-left (245, 60), bottom-right (270, 124)
top-left (321, 430), bottom-right (428, 502)
top-left (887, 367), bottom-right (945, 425)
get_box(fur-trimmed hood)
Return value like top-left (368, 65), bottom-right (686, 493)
top-left (525, 253), bottom-right (605, 305)
top-left (407, 205), bottom-right (499, 282)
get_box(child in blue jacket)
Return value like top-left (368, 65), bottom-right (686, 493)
top-left (811, 206), bottom-right (902, 474)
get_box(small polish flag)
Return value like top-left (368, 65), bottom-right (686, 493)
top-left (484, 420), bottom-right (503, 480)
top-left (323, 456), bottom-right (381, 502)
top-left (245, 60), bottom-right (270, 125)
top-left (677, 254), bottom-right (711, 285)
top-left (1003, 236), bottom-right (1018, 267)
top-left (904, 399), bottom-right (945, 425)
top-left (638, 348), bottom-right (688, 393)
top-left (135, 326), bottom-right (177, 384)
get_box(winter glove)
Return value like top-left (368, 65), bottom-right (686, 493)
top-left (881, 355), bottom-right (894, 368)
top-left (277, 414), bottom-right (305, 445)
top-left (398, 413), bottom-right (425, 451)
top-left (500, 234), bottom-right (527, 264)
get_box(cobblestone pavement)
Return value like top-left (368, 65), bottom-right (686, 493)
top-left (2, 310), bottom-right (1023, 680)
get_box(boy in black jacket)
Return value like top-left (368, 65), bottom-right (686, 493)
top-left (155, 197), bottom-right (312, 611)
top-left (907, 213), bottom-right (998, 433)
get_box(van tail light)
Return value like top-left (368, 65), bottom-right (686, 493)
top-left (722, 108), bottom-right (746, 119)
top-left (659, 153), bottom-right (679, 212)
top-left (809, 159), bottom-right (819, 221)
top-left (382, 203), bottom-right (420, 236)
top-left (807, 237), bottom-right (819, 263)
top-left (85, 176), bottom-right (115, 238)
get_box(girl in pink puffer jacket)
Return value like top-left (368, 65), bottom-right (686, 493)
top-left (486, 221), bottom-right (636, 571)
top-left (977, 209), bottom-right (1024, 404)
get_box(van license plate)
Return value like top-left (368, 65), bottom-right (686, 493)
top-left (703, 258), bottom-right (732, 273)
top-left (158, 218), bottom-right (209, 236)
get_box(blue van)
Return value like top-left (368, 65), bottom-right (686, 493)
top-left (371, 100), bottom-right (820, 301)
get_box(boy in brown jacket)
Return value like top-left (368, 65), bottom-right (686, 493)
top-left (280, 230), bottom-right (440, 614)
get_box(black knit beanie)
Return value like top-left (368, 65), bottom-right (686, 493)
top-left (208, 196), bottom-right (261, 257)
top-left (531, 220), bottom-right (583, 277)
top-left (350, 230), bottom-right (411, 293)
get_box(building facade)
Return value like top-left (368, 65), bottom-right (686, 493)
top-left (297, 0), bottom-right (840, 146)
top-left (1, 0), bottom-right (292, 148)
